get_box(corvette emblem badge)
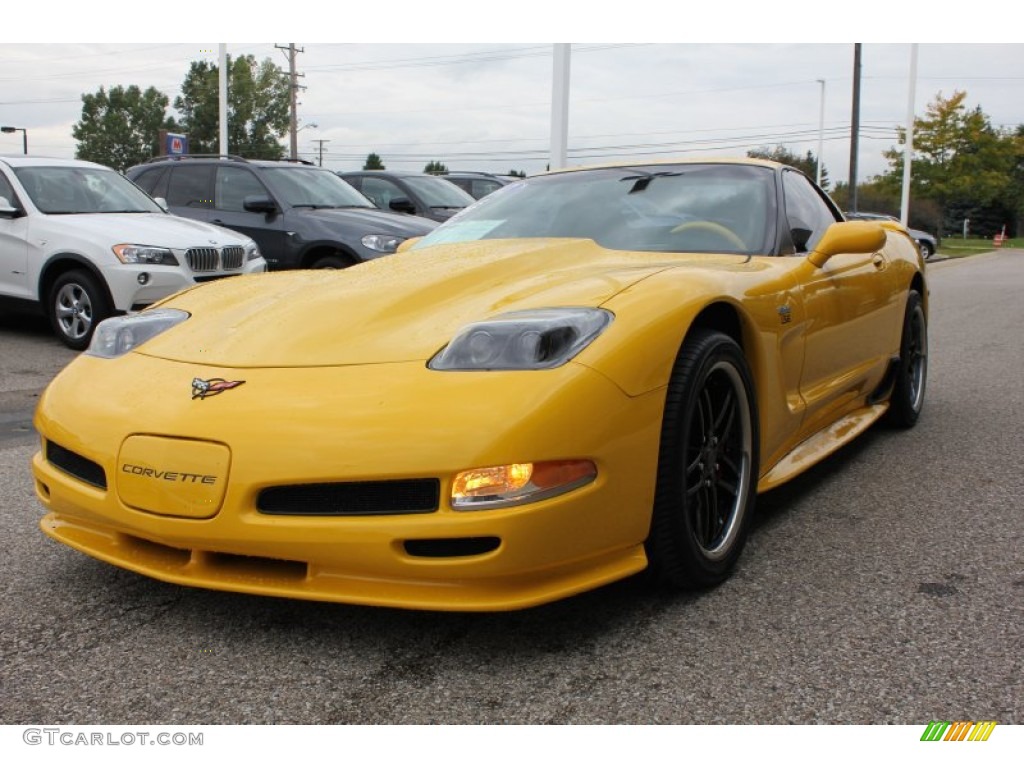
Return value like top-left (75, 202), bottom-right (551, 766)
top-left (191, 377), bottom-right (246, 400)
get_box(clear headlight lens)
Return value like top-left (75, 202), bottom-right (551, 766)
top-left (112, 244), bottom-right (179, 266)
top-left (361, 234), bottom-right (404, 254)
top-left (86, 309), bottom-right (189, 359)
top-left (430, 308), bottom-right (613, 370)
top-left (244, 242), bottom-right (262, 262)
top-left (451, 460), bottom-right (597, 510)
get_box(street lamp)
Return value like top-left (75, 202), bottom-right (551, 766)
top-left (1, 126), bottom-right (27, 155)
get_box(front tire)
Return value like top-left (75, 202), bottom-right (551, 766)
top-left (310, 255), bottom-right (354, 269)
top-left (919, 241), bottom-right (934, 260)
top-left (646, 329), bottom-right (759, 589)
top-left (48, 270), bottom-right (111, 350)
top-left (885, 289), bottom-right (927, 428)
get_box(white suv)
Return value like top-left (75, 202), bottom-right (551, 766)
top-left (0, 156), bottom-right (266, 348)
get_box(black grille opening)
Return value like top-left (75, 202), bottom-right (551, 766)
top-left (404, 537), bottom-right (501, 558)
top-left (185, 247), bottom-right (218, 272)
top-left (221, 246), bottom-right (245, 269)
top-left (46, 441), bottom-right (107, 490)
top-left (257, 479), bottom-right (440, 516)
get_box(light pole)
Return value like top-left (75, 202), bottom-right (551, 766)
top-left (816, 79), bottom-right (825, 187)
top-left (1, 126), bottom-right (27, 155)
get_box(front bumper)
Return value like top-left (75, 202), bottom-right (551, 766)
top-left (104, 258), bottom-right (267, 311)
top-left (33, 355), bottom-right (664, 611)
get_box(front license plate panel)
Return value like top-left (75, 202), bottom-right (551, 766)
top-left (117, 435), bottom-right (230, 519)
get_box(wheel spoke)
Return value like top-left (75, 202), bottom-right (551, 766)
top-left (712, 388), bottom-right (734, 434)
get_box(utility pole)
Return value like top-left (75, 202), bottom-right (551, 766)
top-left (900, 44), bottom-right (919, 227)
top-left (550, 44), bottom-right (571, 171)
top-left (848, 43), bottom-right (862, 213)
top-left (312, 139), bottom-right (330, 167)
top-left (276, 43), bottom-right (305, 160)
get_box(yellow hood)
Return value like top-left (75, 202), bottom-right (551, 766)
top-left (141, 238), bottom-right (744, 367)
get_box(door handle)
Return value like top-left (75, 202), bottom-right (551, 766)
top-left (872, 254), bottom-right (886, 270)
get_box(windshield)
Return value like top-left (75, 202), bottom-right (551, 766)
top-left (15, 166), bottom-right (164, 215)
top-left (262, 166), bottom-right (376, 209)
top-left (414, 163), bottom-right (776, 254)
top-left (404, 175), bottom-right (476, 208)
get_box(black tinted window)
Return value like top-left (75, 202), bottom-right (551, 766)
top-left (131, 167), bottom-right (166, 196)
top-left (166, 165), bottom-right (214, 209)
top-left (216, 167), bottom-right (268, 212)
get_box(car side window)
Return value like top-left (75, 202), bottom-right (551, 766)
top-left (215, 167), bottom-right (269, 212)
top-left (131, 167), bottom-right (167, 197)
top-left (360, 177), bottom-right (405, 209)
top-left (0, 170), bottom-right (18, 207)
top-left (165, 165), bottom-right (214, 209)
top-left (782, 170), bottom-right (839, 253)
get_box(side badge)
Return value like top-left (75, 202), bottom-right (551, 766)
top-left (192, 377), bottom-right (246, 400)
top-left (777, 304), bottom-right (792, 325)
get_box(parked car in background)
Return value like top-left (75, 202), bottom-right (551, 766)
top-left (443, 171), bottom-right (519, 199)
top-left (845, 211), bottom-right (938, 260)
top-left (340, 170), bottom-right (476, 222)
top-left (127, 156), bottom-right (437, 270)
top-left (0, 155), bottom-right (265, 349)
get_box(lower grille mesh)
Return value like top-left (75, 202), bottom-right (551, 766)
top-left (258, 479), bottom-right (440, 516)
top-left (46, 441), bottom-right (107, 490)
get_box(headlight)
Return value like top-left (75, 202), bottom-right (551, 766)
top-left (361, 234), bottom-right (404, 254)
top-left (86, 309), bottom-right (189, 359)
top-left (112, 244), bottom-right (179, 266)
top-left (430, 308), bottom-right (613, 370)
top-left (244, 242), bottom-right (262, 262)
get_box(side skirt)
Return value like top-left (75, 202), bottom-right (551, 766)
top-left (757, 403), bottom-right (888, 493)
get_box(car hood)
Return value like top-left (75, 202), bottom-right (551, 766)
top-left (38, 212), bottom-right (251, 247)
top-left (140, 238), bottom-right (747, 368)
top-left (297, 207), bottom-right (437, 235)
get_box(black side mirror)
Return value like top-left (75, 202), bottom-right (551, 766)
top-left (388, 197), bottom-right (417, 215)
top-left (791, 227), bottom-right (813, 252)
top-left (243, 195), bottom-right (279, 215)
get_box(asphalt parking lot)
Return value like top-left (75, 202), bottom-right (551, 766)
top-left (0, 251), bottom-right (1021, 727)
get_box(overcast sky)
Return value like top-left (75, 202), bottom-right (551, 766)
top-left (4, 4), bottom-right (1022, 188)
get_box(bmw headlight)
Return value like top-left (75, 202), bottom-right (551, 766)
top-left (361, 234), bottom-right (404, 254)
top-left (86, 309), bottom-right (189, 359)
top-left (430, 308), bottom-right (613, 371)
top-left (112, 244), bottom-right (179, 266)
top-left (244, 242), bottom-right (262, 261)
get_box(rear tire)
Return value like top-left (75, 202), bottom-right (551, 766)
top-left (48, 270), bottom-right (111, 350)
top-left (646, 329), bottom-right (759, 588)
top-left (885, 290), bottom-right (927, 428)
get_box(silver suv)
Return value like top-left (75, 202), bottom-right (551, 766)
top-left (0, 156), bottom-right (266, 348)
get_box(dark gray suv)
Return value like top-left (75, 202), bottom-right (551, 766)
top-left (127, 156), bottom-right (437, 269)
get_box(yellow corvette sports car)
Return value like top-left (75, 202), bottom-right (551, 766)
top-left (32, 158), bottom-right (927, 611)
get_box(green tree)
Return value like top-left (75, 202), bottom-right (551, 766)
top-left (880, 91), bottom-right (1015, 236)
top-left (174, 56), bottom-right (289, 159)
top-left (363, 153), bottom-right (385, 170)
top-left (423, 161), bottom-right (448, 175)
top-left (508, 169), bottom-right (526, 178)
top-left (747, 145), bottom-right (830, 190)
top-left (73, 85), bottom-right (176, 171)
